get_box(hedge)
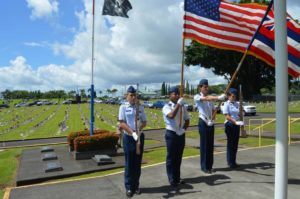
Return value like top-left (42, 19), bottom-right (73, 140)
top-left (74, 132), bottom-right (119, 152)
top-left (67, 129), bottom-right (110, 151)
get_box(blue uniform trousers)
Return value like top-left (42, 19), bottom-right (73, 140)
top-left (123, 133), bottom-right (145, 192)
top-left (225, 122), bottom-right (240, 166)
top-left (165, 130), bottom-right (185, 185)
top-left (198, 118), bottom-right (214, 171)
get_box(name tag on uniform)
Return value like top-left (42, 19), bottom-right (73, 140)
top-left (125, 108), bottom-right (133, 114)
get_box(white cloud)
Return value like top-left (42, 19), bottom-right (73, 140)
top-left (24, 42), bottom-right (45, 47)
top-left (20, 0), bottom-right (300, 91)
top-left (50, 0), bottom-right (226, 92)
top-left (0, 56), bottom-right (87, 91)
top-left (26, 0), bottom-right (59, 19)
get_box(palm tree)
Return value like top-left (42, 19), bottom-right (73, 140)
top-left (111, 88), bottom-right (118, 97)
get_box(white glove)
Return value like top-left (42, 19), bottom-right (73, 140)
top-left (217, 94), bottom-right (226, 100)
top-left (132, 132), bottom-right (138, 141)
top-left (176, 128), bottom-right (185, 136)
top-left (235, 121), bottom-right (244, 126)
top-left (207, 120), bottom-right (214, 126)
top-left (177, 97), bottom-right (185, 106)
top-left (180, 128), bottom-right (185, 134)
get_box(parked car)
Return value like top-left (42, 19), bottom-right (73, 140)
top-left (152, 101), bottom-right (166, 109)
top-left (143, 101), bottom-right (153, 108)
top-left (27, 101), bottom-right (40, 106)
top-left (15, 102), bottom-right (27, 107)
top-left (220, 102), bottom-right (256, 116)
top-left (37, 100), bottom-right (53, 106)
top-left (242, 102), bottom-right (256, 116)
top-left (0, 104), bottom-right (9, 108)
top-left (62, 100), bottom-right (72, 104)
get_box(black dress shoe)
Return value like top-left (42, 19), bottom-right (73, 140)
top-left (126, 190), bottom-right (133, 197)
top-left (202, 169), bottom-right (212, 174)
top-left (135, 188), bottom-right (141, 195)
top-left (179, 179), bottom-right (186, 184)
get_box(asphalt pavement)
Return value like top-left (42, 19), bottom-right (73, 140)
top-left (7, 142), bottom-right (300, 199)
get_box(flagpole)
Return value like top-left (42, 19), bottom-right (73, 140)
top-left (90, 0), bottom-right (96, 136)
top-left (213, 0), bottom-right (273, 118)
top-left (179, 36), bottom-right (185, 128)
top-left (180, 38), bottom-right (185, 97)
top-left (274, 0), bottom-right (288, 198)
top-left (179, 5), bottom-right (187, 128)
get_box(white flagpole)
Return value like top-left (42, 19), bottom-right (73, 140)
top-left (90, 0), bottom-right (96, 136)
top-left (274, 0), bottom-right (288, 198)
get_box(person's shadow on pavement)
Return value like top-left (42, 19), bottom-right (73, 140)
top-left (141, 183), bottom-right (199, 199)
top-left (141, 174), bottom-right (230, 198)
top-left (184, 173), bottom-right (231, 186)
top-left (215, 162), bottom-right (275, 177)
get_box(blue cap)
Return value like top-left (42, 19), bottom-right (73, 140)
top-left (127, 86), bottom-right (136, 93)
top-left (228, 88), bottom-right (238, 96)
top-left (199, 79), bottom-right (208, 86)
top-left (169, 86), bottom-right (179, 95)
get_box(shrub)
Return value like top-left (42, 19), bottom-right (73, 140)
top-left (67, 129), bottom-right (110, 151)
top-left (74, 132), bottom-right (119, 152)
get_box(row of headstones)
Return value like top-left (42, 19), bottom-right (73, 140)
top-left (41, 146), bottom-right (115, 172)
top-left (41, 146), bottom-right (63, 173)
top-left (1, 106), bottom-right (51, 135)
top-left (77, 104), bottom-right (90, 129)
top-left (57, 106), bottom-right (70, 134)
top-left (32, 104), bottom-right (62, 130)
top-left (17, 105), bottom-right (62, 139)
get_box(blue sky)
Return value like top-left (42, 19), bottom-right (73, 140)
top-left (0, 0), bottom-right (299, 92)
top-left (0, 0), bottom-right (82, 67)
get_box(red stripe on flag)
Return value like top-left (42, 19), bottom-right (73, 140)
top-left (249, 45), bottom-right (275, 65)
top-left (220, 3), bottom-right (266, 18)
top-left (288, 21), bottom-right (300, 35)
top-left (184, 15), bottom-right (253, 37)
top-left (220, 14), bottom-right (258, 32)
top-left (184, 32), bottom-right (246, 52)
top-left (184, 24), bottom-right (250, 44)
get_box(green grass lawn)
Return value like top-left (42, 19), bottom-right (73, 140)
top-left (1, 100), bottom-right (299, 142)
top-left (0, 148), bottom-right (22, 198)
top-left (254, 101), bottom-right (300, 113)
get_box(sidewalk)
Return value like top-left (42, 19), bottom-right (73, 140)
top-left (7, 143), bottom-right (300, 199)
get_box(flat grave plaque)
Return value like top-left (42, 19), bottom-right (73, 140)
top-left (42, 152), bottom-right (58, 161)
top-left (44, 162), bottom-right (63, 173)
top-left (41, 146), bottom-right (54, 153)
top-left (93, 155), bottom-right (114, 165)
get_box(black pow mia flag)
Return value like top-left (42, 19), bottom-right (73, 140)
top-left (102, 0), bottom-right (132, 18)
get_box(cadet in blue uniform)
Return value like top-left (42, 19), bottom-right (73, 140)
top-left (223, 88), bottom-right (244, 169)
top-left (162, 86), bottom-right (190, 188)
top-left (118, 86), bottom-right (147, 197)
top-left (194, 79), bottom-right (226, 174)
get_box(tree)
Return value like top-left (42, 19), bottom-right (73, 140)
top-left (106, 89), bottom-right (111, 97)
top-left (161, 82), bottom-right (166, 96)
top-left (184, 41), bottom-right (275, 99)
top-left (80, 89), bottom-right (87, 99)
top-left (185, 81), bottom-right (190, 95)
top-left (111, 88), bottom-right (118, 97)
top-left (68, 90), bottom-right (76, 98)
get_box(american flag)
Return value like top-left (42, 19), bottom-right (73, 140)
top-left (184, 0), bottom-right (300, 78)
